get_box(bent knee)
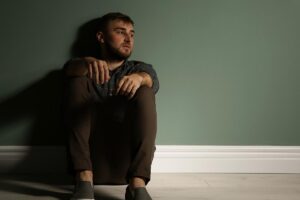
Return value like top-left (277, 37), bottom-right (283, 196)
top-left (63, 76), bottom-right (95, 98)
top-left (136, 85), bottom-right (154, 95)
top-left (64, 76), bottom-right (93, 89)
top-left (133, 85), bottom-right (155, 101)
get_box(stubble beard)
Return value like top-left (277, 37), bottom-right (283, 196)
top-left (104, 42), bottom-right (132, 61)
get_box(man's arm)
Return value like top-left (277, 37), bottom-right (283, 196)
top-left (135, 72), bottom-right (153, 88)
top-left (130, 62), bottom-right (159, 94)
top-left (63, 57), bottom-right (97, 77)
top-left (64, 57), bottom-right (111, 84)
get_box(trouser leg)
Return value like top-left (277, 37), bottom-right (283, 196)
top-left (125, 85), bottom-right (157, 185)
top-left (62, 76), bottom-right (99, 174)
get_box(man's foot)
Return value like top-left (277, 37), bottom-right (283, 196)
top-left (70, 180), bottom-right (95, 200)
top-left (125, 185), bottom-right (152, 200)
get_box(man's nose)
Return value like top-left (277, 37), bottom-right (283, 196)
top-left (124, 33), bottom-right (131, 42)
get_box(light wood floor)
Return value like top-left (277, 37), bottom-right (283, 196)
top-left (0, 173), bottom-right (300, 200)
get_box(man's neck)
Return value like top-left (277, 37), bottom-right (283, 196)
top-left (105, 59), bottom-right (126, 71)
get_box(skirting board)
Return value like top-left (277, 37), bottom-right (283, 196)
top-left (0, 145), bottom-right (300, 174)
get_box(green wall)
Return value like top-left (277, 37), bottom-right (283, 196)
top-left (0, 0), bottom-right (299, 145)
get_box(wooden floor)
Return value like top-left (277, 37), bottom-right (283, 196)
top-left (0, 173), bottom-right (300, 200)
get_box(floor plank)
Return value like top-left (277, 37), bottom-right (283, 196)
top-left (0, 173), bottom-right (299, 200)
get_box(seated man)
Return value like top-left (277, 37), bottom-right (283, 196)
top-left (62, 12), bottom-right (159, 200)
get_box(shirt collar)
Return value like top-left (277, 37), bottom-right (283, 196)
top-left (109, 59), bottom-right (129, 74)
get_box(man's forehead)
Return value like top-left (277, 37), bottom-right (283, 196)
top-left (108, 19), bottom-right (134, 30)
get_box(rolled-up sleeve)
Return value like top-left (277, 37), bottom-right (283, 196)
top-left (132, 62), bottom-right (159, 94)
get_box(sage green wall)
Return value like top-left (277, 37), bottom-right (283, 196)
top-left (0, 0), bottom-right (299, 145)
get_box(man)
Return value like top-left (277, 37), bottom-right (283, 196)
top-left (62, 12), bottom-right (159, 200)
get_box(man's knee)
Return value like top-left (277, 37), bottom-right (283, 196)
top-left (134, 85), bottom-right (155, 101)
top-left (63, 76), bottom-right (97, 107)
top-left (64, 76), bottom-right (95, 95)
top-left (65, 76), bottom-right (91, 89)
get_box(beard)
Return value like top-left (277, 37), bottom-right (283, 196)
top-left (104, 41), bottom-right (132, 61)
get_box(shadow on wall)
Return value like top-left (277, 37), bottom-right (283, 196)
top-left (71, 17), bottom-right (102, 58)
top-left (0, 17), bottom-right (117, 199)
top-left (0, 16), bottom-right (103, 146)
top-left (0, 70), bottom-right (65, 146)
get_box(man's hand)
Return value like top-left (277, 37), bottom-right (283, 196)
top-left (115, 73), bottom-right (144, 99)
top-left (64, 57), bottom-right (110, 82)
top-left (86, 58), bottom-right (110, 84)
top-left (115, 72), bottom-right (153, 99)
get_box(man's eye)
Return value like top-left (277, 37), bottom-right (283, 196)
top-left (116, 30), bottom-right (124, 34)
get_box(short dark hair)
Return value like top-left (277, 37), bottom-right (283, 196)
top-left (96, 12), bottom-right (134, 32)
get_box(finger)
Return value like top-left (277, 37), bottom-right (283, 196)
top-left (129, 85), bottom-right (138, 99)
top-left (88, 63), bottom-right (92, 79)
top-left (92, 61), bottom-right (99, 84)
top-left (120, 78), bottom-right (131, 95)
top-left (126, 83), bottom-right (135, 96)
top-left (98, 61), bottom-right (105, 84)
top-left (103, 61), bottom-right (110, 82)
top-left (116, 77), bottom-right (126, 95)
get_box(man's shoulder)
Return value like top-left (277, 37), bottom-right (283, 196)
top-left (127, 60), bottom-right (152, 67)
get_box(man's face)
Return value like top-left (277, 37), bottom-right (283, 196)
top-left (101, 19), bottom-right (135, 60)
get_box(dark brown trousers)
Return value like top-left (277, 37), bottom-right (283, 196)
top-left (62, 76), bottom-right (157, 185)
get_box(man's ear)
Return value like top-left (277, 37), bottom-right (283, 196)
top-left (96, 31), bottom-right (105, 43)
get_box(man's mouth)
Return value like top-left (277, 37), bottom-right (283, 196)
top-left (122, 44), bottom-right (131, 48)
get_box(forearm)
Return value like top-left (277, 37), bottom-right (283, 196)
top-left (135, 72), bottom-right (153, 88)
top-left (63, 57), bottom-right (96, 77)
top-left (131, 62), bottom-right (159, 94)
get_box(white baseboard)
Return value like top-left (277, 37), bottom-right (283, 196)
top-left (152, 145), bottom-right (300, 173)
top-left (0, 145), bottom-right (300, 174)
